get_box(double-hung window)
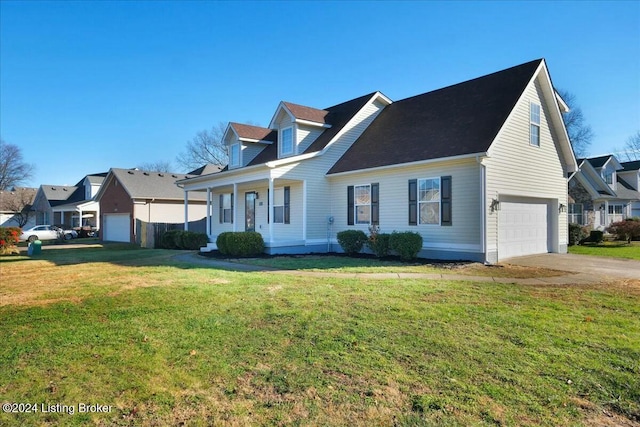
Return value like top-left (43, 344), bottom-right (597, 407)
top-left (220, 193), bottom-right (233, 223)
top-left (530, 102), bottom-right (541, 147)
top-left (268, 186), bottom-right (290, 224)
top-left (229, 143), bottom-right (240, 167)
top-left (280, 127), bottom-right (293, 156)
top-left (354, 185), bottom-right (371, 224)
top-left (418, 178), bottom-right (441, 225)
top-left (409, 176), bottom-right (451, 226)
top-left (273, 188), bottom-right (285, 224)
top-left (347, 183), bottom-right (379, 226)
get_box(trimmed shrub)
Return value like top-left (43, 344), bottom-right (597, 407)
top-left (606, 218), bottom-right (640, 243)
top-left (588, 230), bottom-right (604, 243)
top-left (367, 225), bottom-right (391, 258)
top-left (389, 231), bottom-right (423, 261)
top-left (0, 227), bottom-right (21, 255)
top-left (160, 230), bottom-right (182, 249)
top-left (160, 230), bottom-right (208, 250)
top-left (337, 230), bottom-right (368, 255)
top-left (568, 223), bottom-right (588, 246)
top-left (216, 231), bottom-right (264, 257)
top-left (180, 231), bottom-right (209, 250)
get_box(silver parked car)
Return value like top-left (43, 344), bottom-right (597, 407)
top-left (19, 225), bottom-right (76, 242)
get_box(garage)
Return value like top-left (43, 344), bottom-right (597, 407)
top-left (103, 213), bottom-right (131, 242)
top-left (498, 199), bottom-right (550, 260)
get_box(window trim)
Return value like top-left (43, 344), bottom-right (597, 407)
top-left (273, 187), bottom-right (285, 224)
top-left (229, 143), bottom-right (240, 168)
top-left (354, 184), bottom-right (372, 225)
top-left (608, 204), bottom-right (624, 215)
top-left (280, 126), bottom-right (294, 157)
top-left (220, 193), bottom-right (234, 224)
top-left (530, 102), bottom-right (541, 147)
top-left (418, 177), bottom-right (441, 226)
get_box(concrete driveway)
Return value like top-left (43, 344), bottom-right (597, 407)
top-left (504, 253), bottom-right (640, 280)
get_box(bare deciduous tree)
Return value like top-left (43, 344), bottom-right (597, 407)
top-left (622, 131), bottom-right (640, 161)
top-left (136, 161), bottom-right (174, 173)
top-left (176, 122), bottom-right (228, 172)
top-left (557, 89), bottom-right (594, 159)
top-left (0, 187), bottom-right (37, 228)
top-left (0, 139), bottom-right (35, 190)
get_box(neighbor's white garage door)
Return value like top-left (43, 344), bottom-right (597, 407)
top-left (103, 213), bottom-right (131, 242)
top-left (498, 201), bottom-right (549, 260)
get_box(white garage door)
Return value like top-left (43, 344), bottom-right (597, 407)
top-left (103, 213), bottom-right (131, 242)
top-left (498, 201), bottom-right (549, 260)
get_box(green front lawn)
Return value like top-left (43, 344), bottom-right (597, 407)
top-left (569, 241), bottom-right (640, 260)
top-left (1, 247), bottom-right (638, 426)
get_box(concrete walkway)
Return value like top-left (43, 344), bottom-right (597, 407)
top-left (172, 252), bottom-right (630, 285)
top-left (505, 253), bottom-right (640, 280)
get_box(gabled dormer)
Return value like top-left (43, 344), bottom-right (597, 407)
top-left (81, 173), bottom-right (107, 200)
top-left (224, 123), bottom-right (276, 169)
top-left (619, 160), bottom-right (640, 191)
top-left (586, 155), bottom-right (623, 191)
top-left (268, 101), bottom-right (332, 159)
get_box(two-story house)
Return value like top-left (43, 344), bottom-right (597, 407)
top-left (568, 155), bottom-right (640, 229)
top-left (178, 59), bottom-right (577, 262)
top-left (31, 172), bottom-right (107, 229)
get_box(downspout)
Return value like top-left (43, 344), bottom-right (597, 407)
top-left (476, 155), bottom-right (487, 262)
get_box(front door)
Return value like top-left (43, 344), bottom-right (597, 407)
top-left (245, 192), bottom-right (256, 232)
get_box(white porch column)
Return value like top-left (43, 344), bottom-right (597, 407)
top-left (268, 177), bottom-right (274, 245)
top-left (78, 208), bottom-right (83, 227)
top-left (302, 180), bottom-right (307, 242)
top-left (604, 200), bottom-right (609, 227)
top-left (184, 190), bottom-right (189, 231)
top-left (232, 183), bottom-right (238, 232)
top-left (206, 188), bottom-right (211, 236)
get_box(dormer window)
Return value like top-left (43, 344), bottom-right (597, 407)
top-left (280, 127), bottom-right (293, 156)
top-left (603, 170), bottom-right (613, 185)
top-left (229, 143), bottom-right (240, 167)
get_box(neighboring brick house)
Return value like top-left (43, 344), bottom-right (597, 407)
top-left (95, 168), bottom-right (209, 243)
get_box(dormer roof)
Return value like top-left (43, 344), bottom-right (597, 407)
top-left (229, 122), bottom-right (276, 143)
top-left (621, 160), bottom-right (640, 171)
top-left (268, 101), bottom-right (332, 129)
top-left (248, 92), bottom-right (379, 167)
top-left (584, 155), bottom-right (623, 170)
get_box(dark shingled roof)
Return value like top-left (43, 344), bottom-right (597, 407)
top-left (622, 160), bottom-right (640, 171)
top-left (187, 164), bottom-right (223, 176)
top-left (247, 93), bottom-right (376, 166)
top-left (585, 155), bottom-right (612, 169)
top-left (230, 123), bottom-right (277, 142)
top-left (328, 59), bottom-right (544, 174)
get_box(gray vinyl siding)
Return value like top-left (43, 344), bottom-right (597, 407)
top-left (297, 124), bottom-right (324, 154)
top-left (328, 160), bottom-right (482, 251)
top-left (484, 74), bottom-right (569, 254)
top-left (241, 142), bottom-right (267, 167)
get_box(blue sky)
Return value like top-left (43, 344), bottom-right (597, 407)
top-left (1, 1), bottom-right (639, 187)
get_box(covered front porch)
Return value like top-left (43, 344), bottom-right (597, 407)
top-left (51, 200), bottom-right (100, 229)
top-left (182, 172), bottom-right (317, 254)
